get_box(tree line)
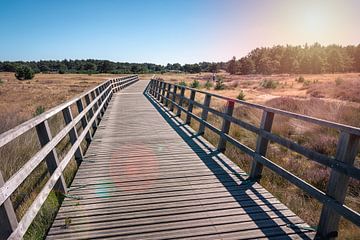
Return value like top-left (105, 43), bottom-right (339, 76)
top-left (227, 43), bottom-right (360, 75)
top-left (0, 59), bottom-right (221, 75)
top-left (1, 43), bottom-right (360, 76)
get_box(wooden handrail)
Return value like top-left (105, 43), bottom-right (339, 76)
top-left (147, 79), bottom-right (360, 239)
top-left (0, 75), bottom-right (138, 239)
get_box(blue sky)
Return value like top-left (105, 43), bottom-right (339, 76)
top-left (0, 0), bottom-right (359, 64)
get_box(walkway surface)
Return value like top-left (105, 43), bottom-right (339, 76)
top-left (47, 80), bottom-right (315, 239)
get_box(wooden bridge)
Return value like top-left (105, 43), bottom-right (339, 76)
top-left (0, 76), bottom-right (359, 239)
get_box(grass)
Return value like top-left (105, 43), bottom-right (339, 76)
top-left (0, 72), bottom-right (123, 239)
top-left (161, 77), bottom-right (360, 239)
top-left (1, 71), bottom-right (360, 238)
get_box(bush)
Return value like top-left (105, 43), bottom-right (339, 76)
top-left (15, 65), bottom-right (35, 80)
top-left (0, 79), bottom-right (3, 84)
top-left (190, 79), bottom-right (200, 88)
top-left (34, 106), bottom-right (45, 116)
top-left (237, 90), bottom-right (246, 101)
top-left (204, 81), bottom-right (213, 90)
top-left (260, 79), bottom-right (278, 89)
top-left (178, 81), bottom-right (187, 87)
top-left (214, 78), bottom-right (225, 90)
top-left (295, 76), bottom-right (305, 83)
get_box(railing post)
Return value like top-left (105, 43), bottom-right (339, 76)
top-left (317, 132), bottom-right (360, 239)
top-left (217, 100), bottom-right (235, 152)
top-left (76, 99), bottom-right (92, 143)
top-left (62, 107), bottom-right (84, 166)
top-left (185, 90), bottom-right (196, 124)
top-left (165, 84), bottom-right (171, 107)
top-left (170, 85), bottom-right (177, 112)
top-left (157, 81), bottom-right (163, 101)
top-left (160, 82), bottom-right (166, 104)
top-left (249, 110), bottom-right (274, 181)
top-left (198, 94), bottom-right (211, 135)
top-left (0, 172), bottom-right (18, 239)
top-left (35, 120), bottom-right (67, 194)
top-left (176, 87), bottom-right (185, 117)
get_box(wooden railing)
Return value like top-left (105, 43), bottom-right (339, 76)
top-left (0, 75), bottom-right (138, 239)
top-left (147, 79), bottom-right (360, 239)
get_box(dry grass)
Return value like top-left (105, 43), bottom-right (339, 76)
top-left (0, 72), bottom-right (125, 239)
top-left (159, 73), bottom-right (360, 239)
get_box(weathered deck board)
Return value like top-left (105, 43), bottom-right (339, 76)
top-left (47, 81), bottom-right (315, 239)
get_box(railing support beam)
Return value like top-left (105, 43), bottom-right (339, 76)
top-left (35, 120), bottom-right (67, 194)
top-left (250, 110), bottom-right (274, 181)
top-left (317, 132), bottom-right (360, 239)
top-left (218, 100), bottom-right (234, 152)
top-left (198, 94), bottom-right (211, 135)
top-left (0, 172), bottom-right (18, 239)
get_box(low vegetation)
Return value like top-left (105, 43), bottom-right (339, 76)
top-left (260, 79), bottom-right (278, 89)
top-left (15, 65), bottom-right (35, 80)
top-left (236, 90), bottom-right (246, 101)
top-left (190, 79), bottom-right (200, 88)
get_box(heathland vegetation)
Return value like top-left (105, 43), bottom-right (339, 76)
top-left (1, 43), bottom-right (360, 239)
top-left (1, 43), bottom-right (360, 75)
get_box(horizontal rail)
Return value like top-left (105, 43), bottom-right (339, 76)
top-left (0, 75), bottom-right (139, 239)
top-left (147, 79), bottom-right (360, 239)
top-left (162, 82), bottom-right (360, 136)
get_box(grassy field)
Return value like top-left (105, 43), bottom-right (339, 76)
top-left (0, 72), bottom-right (359, 239)
top-left (155, 71), bottom-right (360, 239)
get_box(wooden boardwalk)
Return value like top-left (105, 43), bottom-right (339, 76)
top-left (47, 80), bottom-right (315, 239)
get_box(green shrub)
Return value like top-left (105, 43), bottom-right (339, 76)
top-left (237, 90), bottom-right (246, 101)
top-left (303, 80), bottom-right (311, 86)
top-left (260, 79), bottom-right (278, 89)
top-left (295, 76), bottom-right (305, 83)
top-left (0, 79), bottom-right (4, 84)
top-left (34, 106), bottom-right (45, 116)
top-left (204, 81), bottom-right (213, 90)
top-left (190, 79), bottom-right (200, 88)
top-left (178, 81), bottom-right (187, 87)
top-left (15, 65), bottom-right (35, 80)
top-left (214, 78), bottom-right (225, 90)
top-left (335, 77), bottom-right (343, 86)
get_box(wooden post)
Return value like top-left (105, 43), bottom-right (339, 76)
top-left (249, 110), bottom-right (274, 181)
top-left (198, 94), bottom-right (211, 135)
top-left (35, 120), bottom-right (67, 194)
top-left (217, 100), bottom-right (235, 152)
top-left (185, 90), bottom-right (196, 124)
top-left (176, 87), bottom-right (185, 117)
top-left (317, 132), bottom-right (360, 239)
top-left (160, 82), bottom-right (166, 104)
top-left (165, 84), bottom-right (171, 107)
top-left (0, 172), bottom-right (18, 239)
top-left (170, 85), bottom-right (177, 112)
top-left (62, 107), bottom-right (84, 166)
top-left (157, 81), bottom-right (163, 101)
top-left (76, 99), bottom-right (92, 143)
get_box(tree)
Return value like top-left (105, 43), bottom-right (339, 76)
top-left (239, 57), bottom-right (255, 74)
top-left (258, 57), bottom-right (279, 74)
top-left (227, 56), bottom-right (238, 74)
top-left (15, 65), bottom-right (34, 80)
top-left (328, 49), bottom-right (343, 73)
